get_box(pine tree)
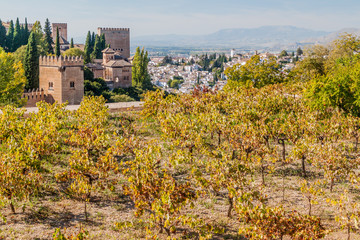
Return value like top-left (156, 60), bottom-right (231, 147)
top-left (132, 47), bottom-right (152, 89)
top-left (55, 27), bottom-right (60, 57)
top-left (6, 20), bottom-right (14, 52)
top-left (13, 18), bottom-right (22, 51)
top-left (70, 38), bottom-right (74, 48)
top-left (0, 19), bottom-right (6, 49)
top-left (24, 32), bottom-right (39, 89)
top-left (43, 18), bottom-right (54, 54)
top-left (84, 31), bottom-right (92, 63)
top-left (91, 35), bottom-right (102, 59)
top-left (100, 34), bottom-right (106, 50)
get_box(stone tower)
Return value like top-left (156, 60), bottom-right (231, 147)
top-left (52, 23), bottom-right (68, 42)
top-left (39, 56), bottom-right (84, 105)
top-left (97, 28), bottom-right (130, 58)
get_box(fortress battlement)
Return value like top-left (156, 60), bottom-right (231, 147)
top-left (22, 89), bottom-right (47, 107)
top-left (39, 56), bottom-right (84, 66)
top-left (98, 27), bottom-right (130, 32)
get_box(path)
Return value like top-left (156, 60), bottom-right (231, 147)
top-left (24, 101), bottom-right (144, 114)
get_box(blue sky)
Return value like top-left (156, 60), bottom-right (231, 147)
top-left (1, 0), bottom-right (360, 41)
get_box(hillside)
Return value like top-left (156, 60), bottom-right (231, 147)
top-left (132, 25), bottom-right (360, 51)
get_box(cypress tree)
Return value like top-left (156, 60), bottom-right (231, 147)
top-left (0, 19), bottom-right (6, 49)
top-left (91, 32), bottom-right (95, 52)
top-left (132, 47), bottom-right (151, 89)
top-left (91, 35), bottom-right (102, 59)
top-left (24, 32), bottom-right (39, 89)
top-left (84, 31), bottom-right (91, 63)
top-left (70, 38), bottom-right (74, 48)
top-left (44, 18), bottom-right (54, 54)
top-left (6, 20), bottom-right (14, 52)
top-left (55, 27), bottom-right (60, 57)
top-left (100, 34), bottom-right (106, 50)
top-left (13, 18), bottom-right (21, 51)
top-left (23, 18), bottom-right (29, 45)
top-left (20, 25), bottom-right (25, 45)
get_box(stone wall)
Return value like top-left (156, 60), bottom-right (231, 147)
top-left (22, 89), bottom-right (47, 107)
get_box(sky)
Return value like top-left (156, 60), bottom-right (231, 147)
top-left (1, 0), bottom-right (360, 41)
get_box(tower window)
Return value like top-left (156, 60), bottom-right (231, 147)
top-left (70, 82), bottom-right (75, 88)
top-left (49, 82), bottom-right (54, 90)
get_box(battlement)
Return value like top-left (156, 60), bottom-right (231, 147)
top-left (39, 56), bottom-right (84, 67)
top-left (22, 89), bottom-right (47, 107)
top-left (98, 27), bottom-right (130, 32)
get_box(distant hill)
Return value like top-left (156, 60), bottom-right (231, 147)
top-left (306, 28), bottom-right (360, 44)
top-left (131, 26), bottom-right (360, 51)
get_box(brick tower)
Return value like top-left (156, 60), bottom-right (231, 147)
top-left (97, 27), bottom-right (130, 58)
top-left (39, 56), bottom-right (84, 105)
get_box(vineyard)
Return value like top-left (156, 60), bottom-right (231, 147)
top-left (0, 85), bottom-right (358, 239)
top-left (2, 36), bottom-right (360, 239)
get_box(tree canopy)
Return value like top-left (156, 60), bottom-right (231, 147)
top-left (63, 48), bottom-right (85, 58)
top-left (225, 55), bottom-right (285, 89)
top-left (0, 47), bottom-right (26, 106)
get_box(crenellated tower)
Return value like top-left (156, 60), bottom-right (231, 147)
top-left (97, 27), bottom-right (130, 58)
top-left (39, 56), bottom-right (84, 105)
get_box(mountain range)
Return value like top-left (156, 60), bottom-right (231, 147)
top-left (131, 25), bottom-right (360, 51)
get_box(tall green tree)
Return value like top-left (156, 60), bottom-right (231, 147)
top-left (91, 32), bottom-right (95, 51)
top-left (43, 18), bottom-right (54, 54)
top-left (70, 38), bottom-right (74, 48)
top-left (132, 47), bottom-right (152, 89)
top-left (0, 47), bottom-right (26, 106)
top-left (22, 18), bottom-right (29, 45)
top-left (55, 27), bottom-right (60, 57)
top-left (91, 35), bottom-right (102, 59)
top-left (297, 47), bottom-right (303, 56)
top-left (0, 19), bottom-right (6, 49)
top-left (6, 20), bottom-right (14, 52)
top-left (24, 32), bottom-right (39, 89)
top-left (20, 25), bottom-right (25, 46)
top-left (13, 18), bottom-right (22, 51)
top-left (31, 21), bottom-right (43, 45)
top-left (84, 31), bottom-right (92, 63)
top-left (100, 34), bottom-right (106, 50)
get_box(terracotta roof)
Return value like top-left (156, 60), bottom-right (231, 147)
top-left (103, 59), bottom-right (132, 68)
top-left (102, 47), bottom-right (115, 53)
